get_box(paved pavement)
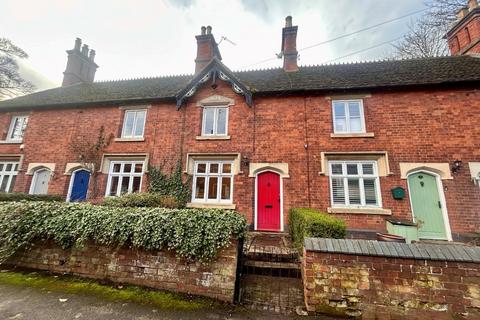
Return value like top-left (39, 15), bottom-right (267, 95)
top-left (0, 283), bottom-right (331, 320)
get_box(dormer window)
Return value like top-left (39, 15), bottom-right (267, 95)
top-left (202, 106), bottom-right (228, 136)
top-left (332, 100), bottom-right (365, 133)
top-left (7, 115), bottom-right (29, 142)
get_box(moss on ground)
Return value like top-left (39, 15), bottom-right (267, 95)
top-left (0, 269), bottom-right (225, 311)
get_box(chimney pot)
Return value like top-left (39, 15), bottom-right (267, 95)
top-left (89, 49), bottom-right (96, 61)
top-left (281, 16), bottom-right (299, 72)
top-left (194, 25), bottom-right (222, 73)
top-left (62, 38), bottom-right (98, 86)
top-left (74, 38), bottom-right (82, 51)
top-left (468, 0), bottom-right (478, 10)
top-left (285, 16), bottom-right (292, 28)
top-left (81, 44), bottom-right (89, 56)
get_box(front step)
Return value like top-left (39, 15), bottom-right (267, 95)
top-left (238, 232), bottom-right (305, 314)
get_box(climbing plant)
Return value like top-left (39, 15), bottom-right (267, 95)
top-left (148, 160), bottom-right (191, 207)
top-left (68, 126), bottom-right (114, 199)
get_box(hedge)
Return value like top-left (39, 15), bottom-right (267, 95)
top-left (0, 192), bottom-right (63, 202)
top-left (0, 201), bottom-right (246, 263)
top-left (289, 208), bottom-right (346, 250)
top-left (102, 193), bottom-right (179, 208)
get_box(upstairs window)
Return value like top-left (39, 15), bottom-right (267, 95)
top-left (106, 160), bottom-right (144, 196)
top-left (329, 161), bottom-right (382, 207)
top-left (192, 161), bottom-right (233, 203)
top-left (7, 115), bottom-right (28, 142)
top-left (332, 100), bottom-right (365, 133)
top-left (121, 109), bottom-right (146, 138)
top-left (202, 107), bottom-right (228, 136)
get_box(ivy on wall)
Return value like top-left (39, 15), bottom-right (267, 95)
top-left (148, 161), bottom-right (191, 207)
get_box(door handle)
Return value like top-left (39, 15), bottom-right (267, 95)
top-left (265, 204), bottom-right (273, 208)
top-left (438, 201), bottom-right (441, 209)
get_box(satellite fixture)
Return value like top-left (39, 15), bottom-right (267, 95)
top-left (218, 36), bottom-right (237, 46)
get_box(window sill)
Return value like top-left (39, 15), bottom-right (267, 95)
top-left (0, 140), bottom-right (23, 144)
top-left (330, 132), bottom-right (374, 138)
top-left (327, 207), bottom-right (392, 215)
top-left (186, 202), bottom-right (236, 209)
top-left (195, 135), bottom-right (231, 141)
top-left (114, 137), bottom-right (145, 142)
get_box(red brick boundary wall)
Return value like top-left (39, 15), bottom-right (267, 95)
top-left (7, 241), bottom-right (238, 302)
top-left (303, 238), bottom-right (480, 319)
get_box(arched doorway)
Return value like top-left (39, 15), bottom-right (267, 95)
top-left (29, 168), bottom-right (51, 195)
top-left (407, 170), bottom-right (451, 240)
top-left (255, 171), bottom-right (282, 232)
top-left (67, 169), bottom-right (91, 202)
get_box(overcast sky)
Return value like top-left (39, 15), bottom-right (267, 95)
top-left (1, 0), bottom-right (427, 91)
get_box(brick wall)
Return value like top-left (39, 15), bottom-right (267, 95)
top-left (8, 240), bottom-right (238, 302)
top-left (303, 248), bottom-right (480, 319)
top-left (0, 83), bottom-right (479, 238)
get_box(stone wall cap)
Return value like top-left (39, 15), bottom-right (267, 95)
top-left (304, 237), bottom-right (480, 263)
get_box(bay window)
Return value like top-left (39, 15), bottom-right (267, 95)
top-left (329, 161), bottom-right (382, 207)
top-left (106, 160), bottom-right (144, 196)
top-left (192, 161), bottom-right (233, 203)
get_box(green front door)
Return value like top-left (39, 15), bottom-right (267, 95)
top-left (408, 172), bottom-right (448, 240)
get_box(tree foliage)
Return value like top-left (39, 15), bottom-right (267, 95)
top-left (0, 38), bottom-right (35, 99)
top-left (393, 0), bottom-right (465, 59)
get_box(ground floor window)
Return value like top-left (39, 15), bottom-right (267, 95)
top-left (329, 160), bottom-right (382, 207)
top-left (192, 160), bottom-right (233, 203)
top-left (106, 160), bottom-right (144, 196)
top-left (0, 161), bottom-right (19, 192)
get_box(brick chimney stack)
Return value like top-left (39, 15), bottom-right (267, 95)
top-left (446, 0), bottom-right (480, 55)
top-left (281, 16), bottom-right (299, 72)
top-left (62, 38), bottom-right (99, 87)
top-left (195, 26), bottom-right (222, 73)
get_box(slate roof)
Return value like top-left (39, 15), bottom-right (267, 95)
top-left (1, 55), bottom-right (480, 110)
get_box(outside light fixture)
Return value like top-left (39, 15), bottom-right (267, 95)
top-left (242, 155), bottom-right (250, 167)
top-left (451, 160), bottom-right (462, 174)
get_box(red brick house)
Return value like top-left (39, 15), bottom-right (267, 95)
top-left (0, 2), bottom-right (479, 241)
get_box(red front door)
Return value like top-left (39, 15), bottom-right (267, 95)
top-left (257, 171), bottom-right (281, 231)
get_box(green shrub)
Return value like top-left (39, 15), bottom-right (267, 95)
top-left (289, 208), bottom-right (346, 250)
top-left (102, 193), bottom-right (179, 208)
top-left (0, 201), bottom-right (246, 264)
top-left (0, 193), bottom-right (63, 202)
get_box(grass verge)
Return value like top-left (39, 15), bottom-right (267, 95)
top-left (0, 269), bottom-right (225, 311)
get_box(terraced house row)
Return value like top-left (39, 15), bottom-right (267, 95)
top-left (0, 2), bottom-right (479, 241)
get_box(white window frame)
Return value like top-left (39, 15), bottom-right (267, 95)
top-left (105, 160), bottom-right (144, 196)
top-left (329, 160), bottom-right (382, 208)
top-left (192, 160), bottom-right (233, 204)
top-left (7, 115), bottom-right (29, 142)
top-left (332, 99), bottom-right (366, 134)
top-left (121, 109), bottom-right (147, 138)
top-left (201, 106), bottom-right (229, 136)
top-left (0, 161), bottom-right (19, 193)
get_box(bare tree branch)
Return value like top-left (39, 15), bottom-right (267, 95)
top-left (0, 38), bottom-right (35, 100)
top-left (393, 0), bottom-right (465, 59)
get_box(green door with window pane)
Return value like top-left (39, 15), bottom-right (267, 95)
top-left (408, 172), bottom-right (447, 240)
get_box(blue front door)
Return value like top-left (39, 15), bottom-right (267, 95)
top-left (70, 170), bottom-right (90, 201)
